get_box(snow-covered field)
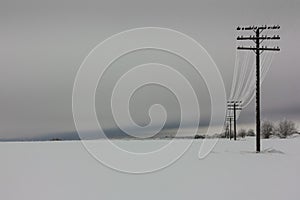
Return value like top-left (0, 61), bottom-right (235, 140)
top-left (1, 137), bottom-right (300, 200)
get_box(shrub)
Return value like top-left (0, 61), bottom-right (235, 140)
top-left (238, 129), bottom-right (246, 138)
top-left (219, 132), bottom-right (227, 138)
top-left (194, 135), bottom-right (205, 139)
top-left (246, 129), bottom-right (255, 137)
top-left (276, 119), bottom-right (297, 138)
top-left (50, 138), bottom-right (62, 141)
top-left (261, 121), bottom-right (274, 139)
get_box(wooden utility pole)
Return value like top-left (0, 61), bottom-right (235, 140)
top-left (236, 25), bottom-right (280, 152)
top-left (228, 101), bottom-right (242, 140)
top-left (225, 124), bottom-right (229, 138)
top-left (226, 116), bottom-right (234, 140)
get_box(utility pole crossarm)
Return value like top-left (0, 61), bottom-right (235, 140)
top-left (237, 36), bottom-right (280, 41)
top-left (227, 100), bottom-right (242, 103)
top-left (237, 47), bottom-right (280, 51)
top-left (228, 107), bottom-right (242, 110)
top-left (237, 25), bottom-right (280, 31)
top-left (228, 106), bottom-right (242, 109)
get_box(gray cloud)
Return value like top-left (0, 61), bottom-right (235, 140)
top-left (0, 0), bottom-right (299, 140)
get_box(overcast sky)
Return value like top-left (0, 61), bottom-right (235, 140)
top-left (0, 0), bottom-right (299, 140)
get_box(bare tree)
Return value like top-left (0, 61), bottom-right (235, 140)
top-left (261, 121), bottom-right (274, 139)
top-left (276, 119), bottom-right (297, 138)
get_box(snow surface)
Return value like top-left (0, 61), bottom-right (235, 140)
top-left (1, 137), bottom-right (300, 200)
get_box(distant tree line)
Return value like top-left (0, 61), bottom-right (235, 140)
top-left (194, 119), bottom-right (298, 139)
top-left (237, 119), bottom-right (298, 139)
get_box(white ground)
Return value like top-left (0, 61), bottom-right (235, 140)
top-left (1, 137), bottom-right (300, 200)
